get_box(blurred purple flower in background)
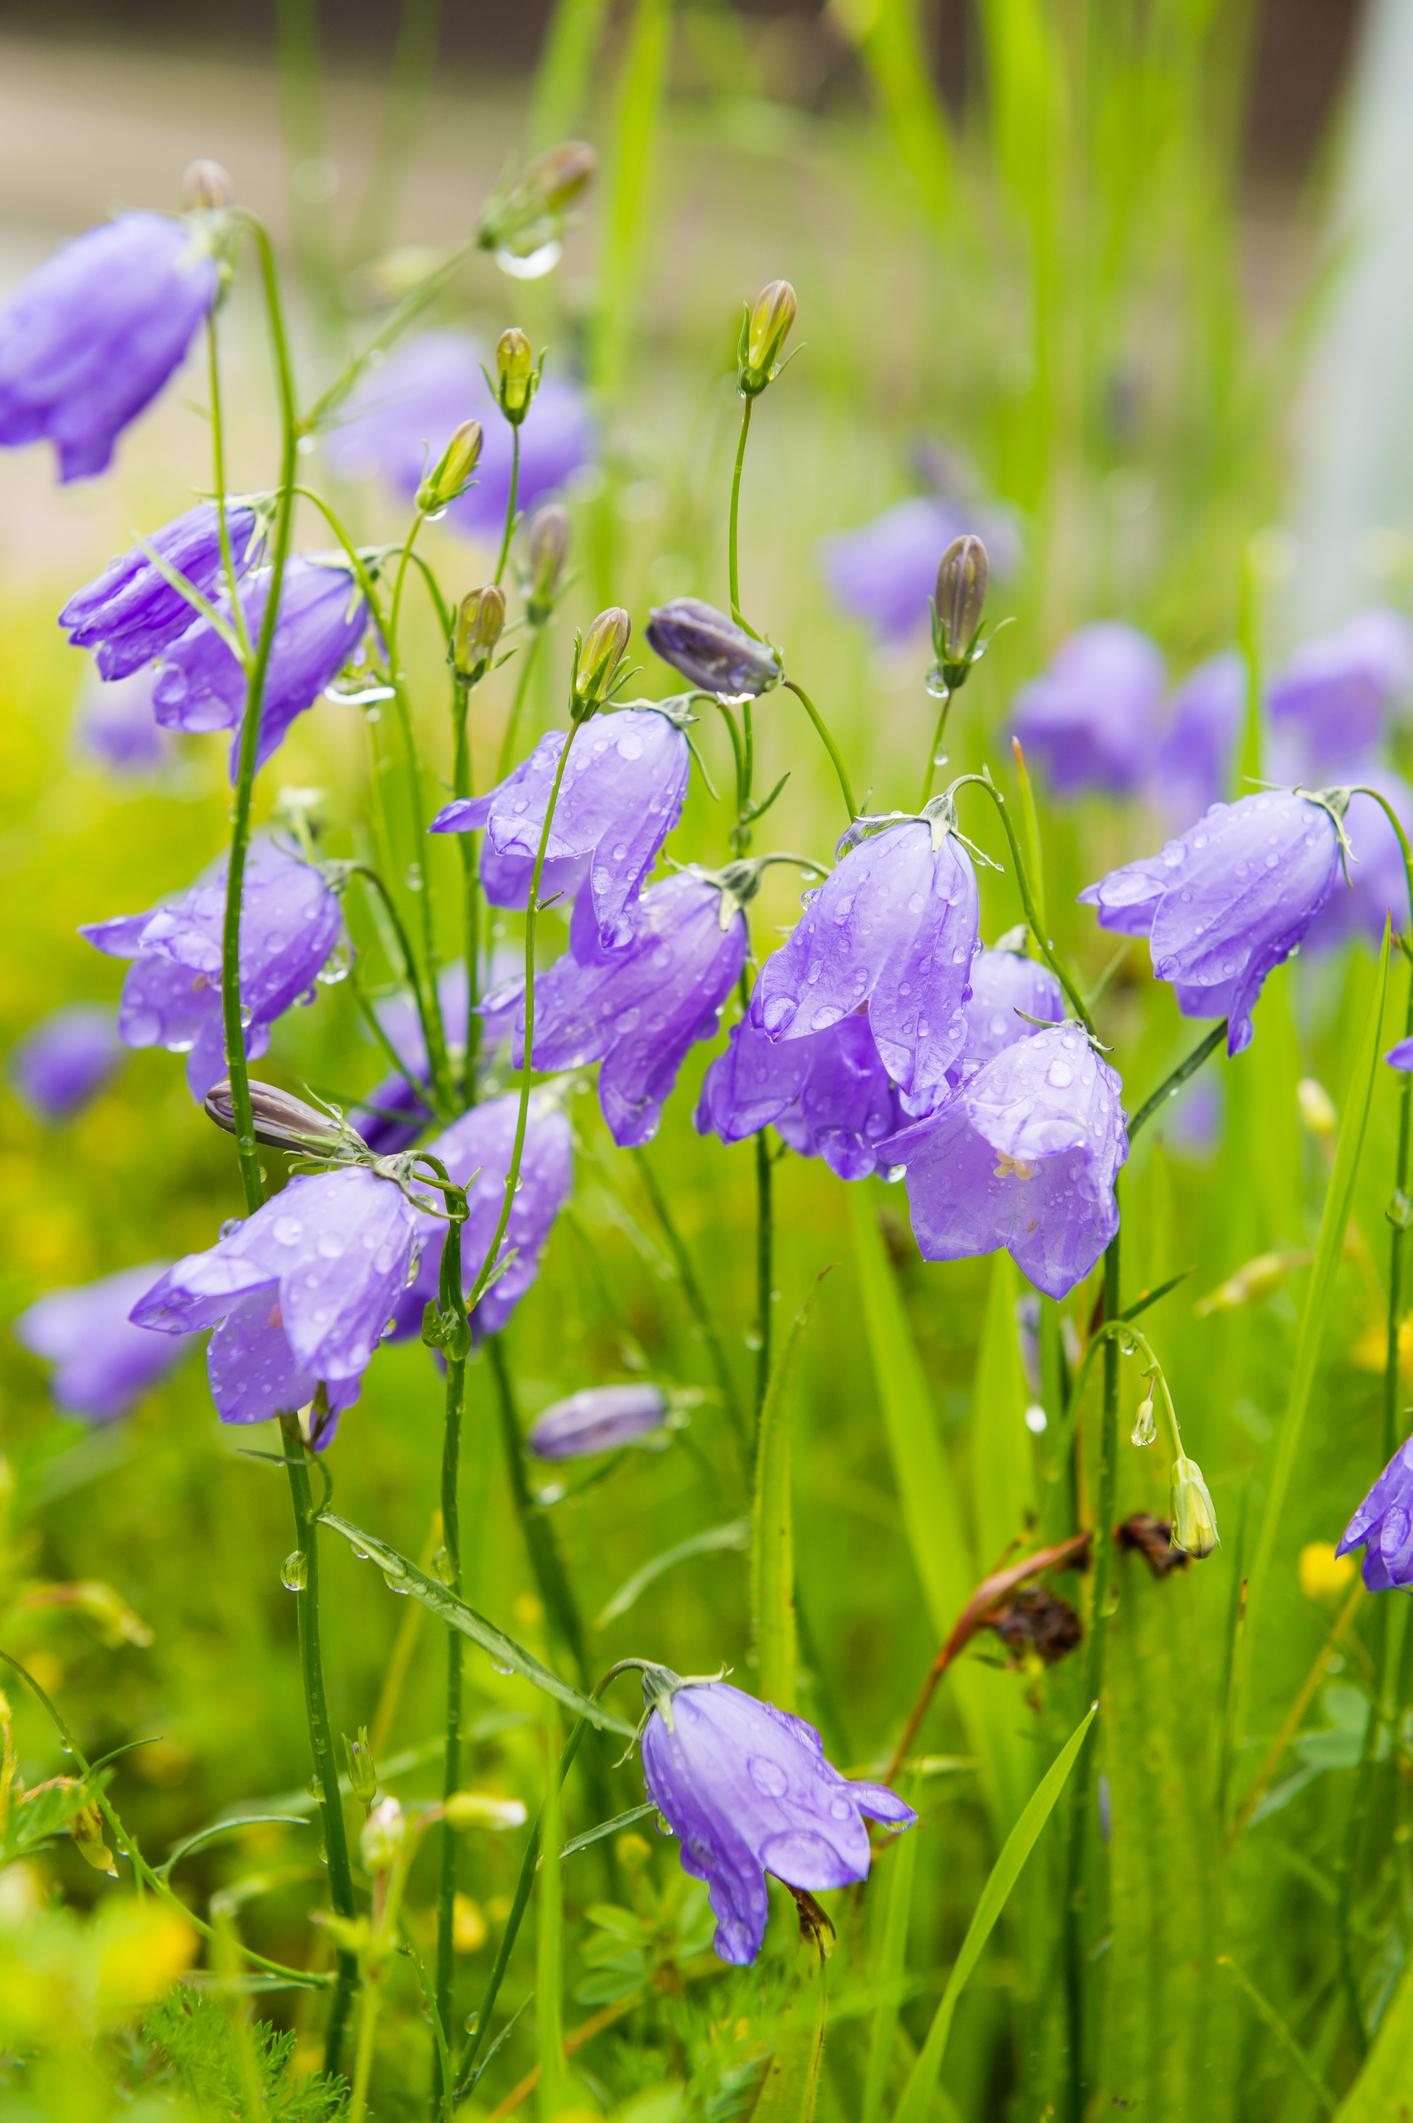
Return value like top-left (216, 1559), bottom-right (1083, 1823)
top-left (74, 667), bottom-right (175, 775)
top-left (324, 331), bottom-right (590, 538)
top-left (60, 501), bottom-right (266, 679)
top-left (884, 1023), bottom-right (1127, 1300)
top-left (697, 1012), bottom-right (900, 1179)
top-left (17, 1263), bottom-right (189, 1421)
top-left (1388, 1037), bottom-right (1413, 1071)
top-left (958, 943), bottom-right (1064, 1076)
top-left (1080, 789), bottom-right (1346, 1053)
top-left (1337, 1438), bottom-right (1413, 1591)
top-left (1304, 770), bottom-right (1412, 951)
top-left (81, 837), bottom-right (344, 1099)
top-left (640, 1677), bottom-right (915, 1965)
top-left (10, 1003), bottom-right (121, 1120)
top-left (1151, 651), bottom-right (1244, 821)
top-left (1011, 623), bottom-right (1165, 795)
top-left (821, 495), bottom-right (1017, 644)
top-left (1268, 610), bottom-right (1413, 773)
top-left (528, 1382), bottom-right (667, 1459)
top-left (0, 213), bottom-right (218, 481)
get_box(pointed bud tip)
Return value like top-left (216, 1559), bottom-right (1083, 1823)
top-left (183, 159), bottom-right (233, 211)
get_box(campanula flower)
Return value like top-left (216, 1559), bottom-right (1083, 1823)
top-left (1151, 651), bottom-right (1244, 821)
top-left (131, 1168), bottom-right (421, 1434)
top-left (820, 495), bottom-right (1017, 645)
top-left (11, 1004), bottom-right (121, 1120)
top-left (1268, 610), bottom-right (1413, 772)
top-left (883, 1024), bottom-right (1128, 1300)
top-left (640, 1676), bottom-right (915, 1965)
top-left (17, 1264), bottom-right (189, 1422)
top-left (959, 944), bottom-right (1064, 1075)
top-left (528, 1383), bottom-right (667, 1459)
top-left (430, 708), bottom-right (690, 953)
top-left (151, 557), bottom-right (371, 772)
top-left (323, 331), bottom-right (590, 539)
top-left (1012, 623), bottom-right (1165, 795)
top-left (74, 668), bottom-right (173, 774)
top-left (750, 816), bottom-right (979, 1117)
top-left (350, 961), bottom-right (519, 1155)
top-left (1337, 1438), bottom-right (1413, 1591)
top-left (81, 837), bottom-right (344, 1100)
top-left (0, 213), bottom-right (218, 481)
top-left (696, 1012), bottom-right (900, 1179)
top-left (645, 599), bottom-right (782, 697)
top-left (60, 502), bottom-right (266, 679)
top-left (1079, 789), bottom-right (1346, 1054)
top-left (391, 1090), bottom-right (573, 1338)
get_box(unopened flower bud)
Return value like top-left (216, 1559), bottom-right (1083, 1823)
top-left (1169, 1454), bottom-right (1220, 1559)
top-left (183, 159), bottom-right (234, 212)
top-left (417, 417), bottom-right (483, 515)
top-left (495, 328), bottom-right (538, 424)
top-left (524, 505), bottom-right (570, 625)
top-left (345, 1727), bottom-right (379, 1806)
top-left (646, 597), bottom-right (781, 699)
top-left (477, 141), bottom-right (598, 256)
top-left (442, 1790), bottom-right (529, 1831)
top-left (933, 534), bottom-right (990, 686)
top-left (205, 1079), bottom-right (367, 1160)
top-left (451, 585), bottom-right (506, 684)
top-left (1131, 1392), bottom-right (1157, 1448)
top-left (738, 279), bottom-right (797, 396)
top-left (359, 1797), bottom-right (406, 1874)
top-left (71, 1796), bottom-right (118, 1876)
top-left (572, 606), bottom-right (631, 720)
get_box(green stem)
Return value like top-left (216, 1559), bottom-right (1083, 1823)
top-left (781, 677), bottom-right (856, 823)
top-left (451, 674), bottom-right (482, 1103)
top-left (728, 393), bottom-right (753, 624)
top-left (299, 237), bottom-right (478, 438)
top-left (496, 625), bottom-right (546, 784)
top-left (435, 1333), bottom-right (468, 2106)
top-left (346, 863), bottom-right (447, 1112)
top-left (205, 320), bottom-right (252, 656)
top-left (753, 1130), bottom-right (774, 1433)
top-left (485, 1338), bottom-right (589, 1679)
top-left (493, 424), bottom-right (522, 588)
top-left (950, 771), bottom-right (1094, 1033)
top-left (1128, 1021), bottom-right (1230, 1141)
top-left (632, 1147), bottom-right (750, 1465)
top-left (918, 685), bottom-right (952, 811)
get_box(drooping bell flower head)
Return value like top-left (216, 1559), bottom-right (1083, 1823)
top-left (322, 331), bottom-right (591, 540)
top-left (17, 1263), bottom-right (190, 1422)
top-left (528, 1383), bottom-right (668, 1460)
top-left (820, 493), bottom-right (1019, 646)
top-left (74, 667), bottom-right (174, 775)
top-left (81, 837), bottom-right (344, 1100)
top-left (1151, 651), bottom-right (1244, 823)
top-left (59, 501), bottom-right (267, 680)
top-left (882, 1023), bottom-right (1128, 1301)
top-left (645, 599), bottom-right (782, 698)
top-left (1268, 610), bottom-right (1413, 774)
top-left (10, 1004), bottom-right (121, 1121)
top-left (958, 939), bottom-right (1064, 1077)
top-left (750, 808), bottom-right (980, 1119)
top-left (696, 1012), bottom-right (900, 1180)
top-left (639, 1674), bottom-right (916, 1966)
top-left (1302, 769), bottom-right (1413, 953)
top-left (1079, 788), bottom-right (1347, 1055)
top-left (496, 868), bottom-right (748, 1149)
top-left (1336, 1439), bottom-right (1413, 1591)
top-left (1011, 623), bottom-right (1165, 796)
top-left (0, 212), bottom-right (219, 481)
top-left (151, 556), bottom-right (372, 773)
top-left (131, 1167), bottom-right (422, 1438)
top-left (430, 706), bottom-right (691, 954)
top-left (391, 1089), bottom-right (573, 1339)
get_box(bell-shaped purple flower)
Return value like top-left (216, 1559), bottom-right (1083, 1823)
top-left (883, 1023), bottom-right (1128, 1300)
top-left (499, 871), bottom-right (747, 1148)
top-left (820, 494), bottom-right (1018, 645)
top-left (431, 709), bottom-right (690, 953)
top-left (81, 837), bottom-right (344, 1100)
top-left (17, 1263), bottom-right (190, 1422)
top-left (1337, 1439), bottom-right (1413, 1591)
top-left (151, 557), bottom-right (370, 773)
top-left (323, 331), bottom-right (590, 538)
top-left (1268, 611), bottom-right (1413, 773)
top-left (1012, 623), bottom-right (1165, 795)
top-left (696, 1012), bottom-right (900, 1180)
top-left (1151, 651), bottom-right (1244, 822)
top-left (11, 1004), bottom-right (122, 1120)
top-left (1079, 789), bottom-right (1346, 1054)
top-left (131, 1167), bottom-right (421, 1435)
top-left (0, 213), bottom-right (218, 481)
top-left (60, 502), bottom-right (266, 680)
top-left (528, 1383), bottom-right (667, 1460)
top-left (391, 1089), bottom-right (573, 1338)
top-left (74, 667), bottom-right (174, 775)
top-left (959, 944), bottom-right (1064, 1076)
top-left (350, 960), bottom-right (519, 1155)
top-left (645, 599), bottom-right (782, 697)
top-left (641, 1677), bottom-right (915, 1965)
top-left (750, 818), bottom-right (979, 1117)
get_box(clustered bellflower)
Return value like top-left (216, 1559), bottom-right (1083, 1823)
top-left (18, 1264), bottom-right (189, 1422)
top-left (11, 1004), bottom-right (121, 1120)
top-left (60, 501), bottom-right (266, 679)
top-left (641, 1677), bottom-right (915, 1965)
top-left (1337, 1440), bottom-right (1413, 1591)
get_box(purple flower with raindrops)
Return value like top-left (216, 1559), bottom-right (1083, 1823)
top-left (958, 942), bottom-right (1064, 1077)
top-left (696, 1011), bottom-right (901, 1180)
top-left (60, 501), bottom-right (266, 679)
top-left (1337, 1439), bottom-right (1413, 1592)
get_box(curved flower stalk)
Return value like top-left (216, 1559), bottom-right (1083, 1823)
top-left (10, 1004), bottom-right (121, 1121)
top-left (17, 1264), bottom-right (189, 1422)
top-left (60, 501), bottom-right (267, 678)
top-left (697, 1011), bottom-right (901, 1179)
top-left (1012, 623), bottom-right (1165, 796)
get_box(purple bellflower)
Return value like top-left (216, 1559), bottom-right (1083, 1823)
top-left (1268, 611), bottom-right (1413, 773)
top-left (431, 708), bottom-right (690, 953)
top-left (131, 1167), bottom-right (421, 1436)
top-left (1011, 623), bottom-right (1165, 796)
top-left (351, 960), bottom-right (519, 1155)
top-left (959, 943), bottom-right (1065, 1076)
top-left (1151, 651), bottom-right (1244, 822)
top-left (323, 331), bottom-right (590, 539)
top-left (59, 501), bottom-right (266, 679)
top-left (645, 599), bottom-right (782, 697)
top-left (151, 556), bottom-right (371, 773)
top-left (1079, 788), bottom-right (1346, 1054)
top-left (17, 1263), bottom-right (189, 1422)
top-left (81, 837), bottom-right (344, 1100)
top-left (11, 1004), bottom-right (121, 1120)
top-left (528, 1383), bottom-right (667, 1460)
top-left (0, 213), bottom-right (218, 481)
top-left (497, 870), bottom-right (748, 1148)
top-left (883, 1023), bottom-right (1128, 1301)
top-left (749, 815), bottom-right (980, 1118)
top-left (820, 494), bottom-right (1017, 645)
top-left (74, 667), bottom-right (173, 775)
top-left (640, 1676), bottom-right (916, 1965)
top-left (696, 1012), bottom-right (900, 1180)
top-left (1337, 1439), bottom-right (1413, 1591)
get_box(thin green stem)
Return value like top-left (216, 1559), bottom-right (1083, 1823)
top-left (753, 1130), bottom-right (774, 1433)
top-left (918, 686), bottom-right (952, 811)
top-left (205, 319), bottom-right (253, 657)
top-left (299, 237), bottom-right (478, 438)
top-left (781, 677), bottom-right (856, 823)
top-left (435, 1299), bottom-right (468, 2104)
top-left (493, 425), bottom-right (522, 588)
top-left (632, 1147), bottom-right (750, 1465)
top-left (728, 394), bottom-right (753, 624)
top-left (451, 674), bottom-right (482, 1102)
top-left (950, 771), bottom-right (1094, 1033)
top-left (346, 863), bottom-right (448, 1112)
top-left (1128, 1021), bottom-right (1230, 1141)
top-left (496, 625), bottom-right (546, 784)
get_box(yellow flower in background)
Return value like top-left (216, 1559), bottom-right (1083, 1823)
top-left (453, 1893), bottom-right (487, 1953)
top-left (1299, 1542), bottom-right (1356, 1602)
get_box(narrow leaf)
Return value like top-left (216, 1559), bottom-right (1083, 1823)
top-left (595, 1518), bottom-right (750, 1630)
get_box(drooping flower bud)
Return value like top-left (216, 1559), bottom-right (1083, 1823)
top-left (359, 1796), bottom-right (407, 1874)
top-left (495, 327), bottom-right (538, 425)
top-left (1131, 1391), bottom-right (1157, 1448)
top-left (524, 504), bottom-right (570, 626)
top-left (1170, 1454), bottom-right (1220, 1558)
top-left (476, 142), bottom-right (598, 261)
top-left (646, 597), bottom-right (782, 699)
top-left (738, 279), bottom-right (797, 397)
top-left (572, 606), bottom-right (631, 720)
top-left (204, 1079), bottom-right (368, 1160)
top-left (183, 159), bottom-right (234, 212)
top-left (451, 585), bottom-right (507, 685)
top-left (932, 534), bottom-right (990, 689)
top-left (345, 1727), bottom-right (379, 1806)
top-left (442, 1790), bottom-right (530, 1831)
top-left (416, 417), bottom-right (483, 515)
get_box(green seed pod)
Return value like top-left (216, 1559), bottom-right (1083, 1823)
top-left (739, 279), bottom-right (797, 397)
top-left (495, 327), bottom-right (538, 424)
top-left (524, 504), bottom-right (570, 626)
top-left (417, 417), bottom-right (483, 514)
top-left (572, 606), bottom-right (632, 720)
top-left (451, 584), bottom-right (507, 685)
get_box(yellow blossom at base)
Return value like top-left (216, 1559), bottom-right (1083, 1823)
top-left (1299, 1542), bottom-right (1356, 1601)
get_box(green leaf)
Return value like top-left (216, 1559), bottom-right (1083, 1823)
top-left (745, 1954), bottom-right (827, 2122)
top-left (1332, 1952), bottom-right (1413, 2119)
top-left (561, 1804), bottom-right (658, 1861)
top-left (159, 1813), bottom-right (310, 1880)
top-left (970, 1252), bottom-right (1035, 1567)
top-left (595, 1518), bottom-right (750, 1630)
top-left (752, 1285), bottom-right (820, 1710)
top-left (861, 1784), bottom-right (921, 2123)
